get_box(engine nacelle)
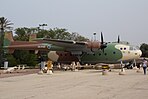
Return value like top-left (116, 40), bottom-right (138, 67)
top-left (86, 41), bottom-right (101, 52)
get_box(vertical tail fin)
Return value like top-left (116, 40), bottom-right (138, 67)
top-left (4, 31), bottom-right (14, 46)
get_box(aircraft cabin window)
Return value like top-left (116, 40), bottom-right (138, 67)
top-left (113, 52), bottom-right (116, 54)
top-left (135, 46), bottom-right (140, 50)
top-left (133, 47), bottom-right (137, 50)
top-left (130, 46), bottom-right (139, 50)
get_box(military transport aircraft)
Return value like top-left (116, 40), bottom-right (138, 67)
top-left (3, 32), bottom-right (142, 65)
top-left (35, 33), bottom-right (142, 64)
top-left (0, 31), bottom-right (141, 71)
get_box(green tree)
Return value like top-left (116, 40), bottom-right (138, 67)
top-left (37, 27), bottom-right (88, 41)
top-left (140, 43), bottom-right (148, 57)
top-left (0, 17), bottom-right (13, 31)
top-left (6, 54), bottom-right (17, 67)
top-left (70, 32), bottom-right (89, 41)
top-left (37, 29), bottom-right (49, 38)
top-left (37, 27), bottom-right (71, 39)
top-left (14, 27), bottom-right (38, 41)
top-left (50, 28), bottom-right (71, 40)
top-left (13, 50), bottom-right (37, 67)
top-left (0, 17), bottom-right (13, 67)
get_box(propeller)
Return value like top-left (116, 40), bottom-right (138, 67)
top-left (100, 32), bottom-right (107, 52)
top-left (117, 35), bottom-right (120, 43)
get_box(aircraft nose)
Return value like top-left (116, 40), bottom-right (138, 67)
top-left (139, 50), bottom-right (142, 57)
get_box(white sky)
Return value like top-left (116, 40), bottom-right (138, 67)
top-left (0, 0), bottom-right (148, 45)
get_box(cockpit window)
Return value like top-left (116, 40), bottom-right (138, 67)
top-left (129, 46), bottom-right (134, 50)
top-left (135, 46), bottom-right (140, 50)
top-left (130, 46), bottom-right (139, 50)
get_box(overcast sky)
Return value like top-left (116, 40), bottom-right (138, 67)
top-left (1, 0), bottom-right (148, 45)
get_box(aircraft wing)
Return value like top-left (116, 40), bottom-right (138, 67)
top-left (4, 43), bottom-right (51, 53)
top-left (34, 38), bottom-right (102, 55)
top-left (38, 38), bottom-right (88, 49)
top-left (35, 38), bottom-right (92, 55)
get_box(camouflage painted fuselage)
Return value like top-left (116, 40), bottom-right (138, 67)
top-left (48, 43), bottom-right (142, 64)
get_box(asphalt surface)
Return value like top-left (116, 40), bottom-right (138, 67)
top-left (0, 69), bottom-right (148, 99)
top-left (0, 69), bottom-right (39, 78)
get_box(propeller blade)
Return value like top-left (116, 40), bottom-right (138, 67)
top-left (100, 32), bottom-right (107, 52)
top-left (101, 32), bottom-right (104, 44)
top-left (117, 35), bottom-right (120, 43)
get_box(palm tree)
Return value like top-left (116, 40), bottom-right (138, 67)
top-left (0, 17), bottom-right (13, 67)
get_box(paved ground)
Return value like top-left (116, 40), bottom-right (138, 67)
top-left (0, 69), bottom-right (39, 78)
top-left (0, 69), bottom-right (148, 99)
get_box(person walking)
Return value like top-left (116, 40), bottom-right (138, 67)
top-left (142, 58), bottom-right (147, 75)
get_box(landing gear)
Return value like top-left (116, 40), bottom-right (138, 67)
top-left (119, 61), bottom-right (126, 75)
top-left (124, 59), bottom-right (137, 69)
top-left (124, 62), bottom-right (133, 69)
